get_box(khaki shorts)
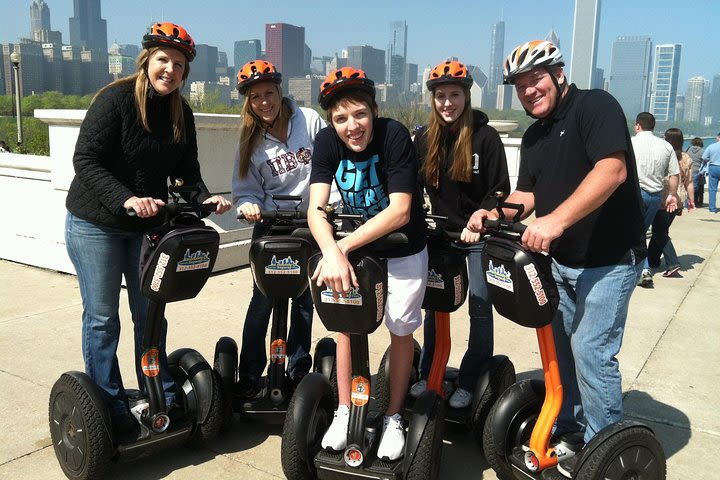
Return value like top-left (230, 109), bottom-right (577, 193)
top-left (384, 247), bottom-right (428, 336)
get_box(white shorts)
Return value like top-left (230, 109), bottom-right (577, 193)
top-left (384, 247), bottom-right (428, 336)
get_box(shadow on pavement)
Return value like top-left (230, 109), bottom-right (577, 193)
top-left (623, 390), bottom-right (691, 460)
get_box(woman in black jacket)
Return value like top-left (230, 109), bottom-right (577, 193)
top-left (411, 60), bottom-right (510, 408)
top-left (65, 22), bottom-right (230, 432)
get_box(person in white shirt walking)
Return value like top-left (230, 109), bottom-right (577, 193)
top-left (631, 112), bottom-right (679, 288)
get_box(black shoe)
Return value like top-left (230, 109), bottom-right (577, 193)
top-left (553, 431), bottom-right (584, 462)
top-left (111, 412), bottom-right (138, 436)
top-left (237, 375), bottom-right (261, 398)
top-left (638, 271), bottom-right (654, 288)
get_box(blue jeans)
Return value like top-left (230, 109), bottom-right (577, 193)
top-left (65, 212), bottom-right (176, 416)
top-left (419, 241), bottom-right (493, 391)
top-left (708, 164), bottom-right (720, 213)
top-left (692, 170), bottom-right (704, 206)
top-left (551, 253), bottom-right (642, 443)
top-left (238, 224), bottom-right (314, 382)
top-left (640, 189), bottom-right (662, 270)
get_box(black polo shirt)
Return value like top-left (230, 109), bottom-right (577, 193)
top-left (516, 84), bottom-right (646, 267)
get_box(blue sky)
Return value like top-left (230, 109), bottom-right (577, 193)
top-left (3, 0), bottom-right (718, 91)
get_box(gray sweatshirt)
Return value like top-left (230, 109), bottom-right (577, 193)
top-left (686, 145), bottom-right (704, 173)
top-left (232, 98), bottom-right (338, 214)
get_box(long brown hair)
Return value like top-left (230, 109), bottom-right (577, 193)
top-left (93, 47), bottom-right (190, 143)
top-left (237, 83), bottom-right (292, 179)
top-left (421, 86), bottom-right (474, 187)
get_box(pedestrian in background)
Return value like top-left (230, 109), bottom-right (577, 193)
top-left (686, 137), bottom-right (705, 207)
top-left (702, 132), bottom-right (720, 213)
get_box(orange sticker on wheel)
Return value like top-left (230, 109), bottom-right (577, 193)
top-left (270, 339), bottom-right (287, 364)
top-left (351, 376), bottom-right (370, 407)
top-left (141, 348), bottom-right (160, 377)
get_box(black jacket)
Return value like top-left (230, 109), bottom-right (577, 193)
top-left (414, 109), bottom-right (510, 231)
top-left (66, 82), bottom-right (210, 232)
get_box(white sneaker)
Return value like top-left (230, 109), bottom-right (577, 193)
top-left (409, 379), bottom-right (427, 398)
top-left (321, 404), bottom-right (349, 451)
top-left (376, 413), bottom-right (405, 461)
top-left (448, 387), bottom-right (473, 408)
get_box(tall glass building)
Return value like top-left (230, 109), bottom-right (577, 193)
top-left (387, 20), bottom-right (407, 91)
top-left (486, 21), bottom-right (505, 107)
top-left (569, 0), bottom-right (601, 89)
top-left (650, 44), bottom-right (682, 122)
top-left (684, 77), bottom-right (706, 123)
top-left (265, 23), bottom-right (305, 84)
top-left (69, 0), bottom-right (107, 54)
top-left (234, 40), bottom-right (261, 70)
top-left (608, 36), bottom-right (652, 119)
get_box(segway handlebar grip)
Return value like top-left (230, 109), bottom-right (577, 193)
top-left (484, 219), bottom-right (527, 234)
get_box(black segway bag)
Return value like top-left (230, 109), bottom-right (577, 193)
top-left (141, 215), bottom-right (220, 303)
top-left (482, 236), bottom-right (559, 328)
top-left (249, 236), bottom-right (313, 298)
top-left (307, 252), bottom-right (388, 335)
top-left (422, 244), bottom-right (468, 313)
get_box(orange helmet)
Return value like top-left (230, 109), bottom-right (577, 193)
top-left (142, 22), bottom-right (196, 62)
top-left (318, 67), bottom-right (375, 110)
top-left (426, 60), bottom-right (473, 91)
top-left (236, 60), bottom-right (282, 95)
top-left (503, 40), bottom-right (564, 84)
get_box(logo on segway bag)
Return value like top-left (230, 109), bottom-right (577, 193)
top-left (150, 252), bottom-right (171, 291)
top-left (176, 249), bottom-right (211, 272)
top-left (264, 255), bottom-right (301, 275)
top-left (270, 339), bottom-right (287, 363)
top-left (351, 376), bottom-right (370, 407)
top-left (141, 348), bottom-right (161, 377)
top-left (523, 264), bottom-right (548, 306)
top-left (320, 287), bottom-right (363, 306)
top-left (426, 269), bottom-right (445, 289)
top-left (486, 260), bottom-right (514, 292)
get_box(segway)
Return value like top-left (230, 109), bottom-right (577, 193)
top-left (213, 195), bottom-right (337, 429)
top-left (281, 207), bottom-right (444, 480)
top-left (376, 213), bottom-right (516, 444)
top-left (49, 180), bottom-right (223, 480)
top-left (480, 194), bottom-right (666, 479)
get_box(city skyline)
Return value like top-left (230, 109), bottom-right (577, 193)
top-left (2, 0), bottom-right (718, 93)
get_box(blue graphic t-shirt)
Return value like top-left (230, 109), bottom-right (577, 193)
top-left (310, 117), bottom-right (426, 257)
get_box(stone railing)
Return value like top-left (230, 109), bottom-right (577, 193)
top-left (0, 110), bottom-right (520, 274)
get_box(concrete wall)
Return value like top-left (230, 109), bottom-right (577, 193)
top-left (0, 110), bottom-right (520, 274)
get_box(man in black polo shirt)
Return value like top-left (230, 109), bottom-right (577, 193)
top-left (468, 40), bottom-right (646, 477)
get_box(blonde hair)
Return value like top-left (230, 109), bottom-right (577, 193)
top-left (421, 87), bottom-right (474, 187)
top-left (237, 83), bottom-right (292, 179)
top-left (92, 47), bottom-right (190, 143)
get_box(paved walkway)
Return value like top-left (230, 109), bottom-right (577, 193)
top-left (1, 207), bottom-right (718, 479)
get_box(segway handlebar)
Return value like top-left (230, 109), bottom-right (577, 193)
top-left (425, 213), bottom-right (462, 241)
top-left (127, 202), bottom-right (216, 217)
top-left (483, 218), bottom-right (527, 234)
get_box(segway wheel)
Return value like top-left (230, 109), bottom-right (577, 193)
top-left (312, 336), bottom-right (338, 407)
top-left (213, 336), bottom-right (238, 431)
top-left (482, 379), bottom-right (544, 480)
top-left (375, 339), bottom-right (421, 414)
top-left (576, 422), bottom-right (666, 480)
top-left (281, 373), bottom-right (335, 480)
top-left (470, 355), bottom-right (516, 447)
top-left (169, 348), bottom-right (222, 447)
top-left (405, 397), bottom-right (445, 480)
top-left (49, 372), bottom-right (113, 480)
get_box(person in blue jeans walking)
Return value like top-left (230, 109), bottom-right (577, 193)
top-left (65, 22), bottom-right (231, 435)
top-left (231, 60), bottom-right (338, 395)
top-left (631, 112), bottom-right (679, 288)
top-left (410, 60), bottom-right (510, 409)
top-left (468, 40), bottom-right (647, 478)
top-left (702, 132), bottom-right (720, 213)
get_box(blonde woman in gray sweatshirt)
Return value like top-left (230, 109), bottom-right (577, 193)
top-left (231, 60), bottom-right (333, 396)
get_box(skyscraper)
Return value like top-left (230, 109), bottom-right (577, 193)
top-left (30, 1), bottom-right (50, 35)
top-left (346, 45), bottom-right (386, 86)
top-left (684, 76), bottom-right (706, 123)
top-left (387, 21), bottom-right (407, 90)
top-left (69, 0), bottom-right (107, 54)
top-left (234, 40), bottom-right (261, 70)
top-left (608, 36), bottom-right (652, 118)
top-left (710, 74), bottom-right (720, 128)
top-left (545, 27), bottom-right (561, 50)
top-left (650, 44), bottom-right (682, 121)
top-left (265, 22), bottom-right (305, 91)
top-left (487, 21), bottom-right (505, 107)
top-left (569, 0), bottom-right (602, 89)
